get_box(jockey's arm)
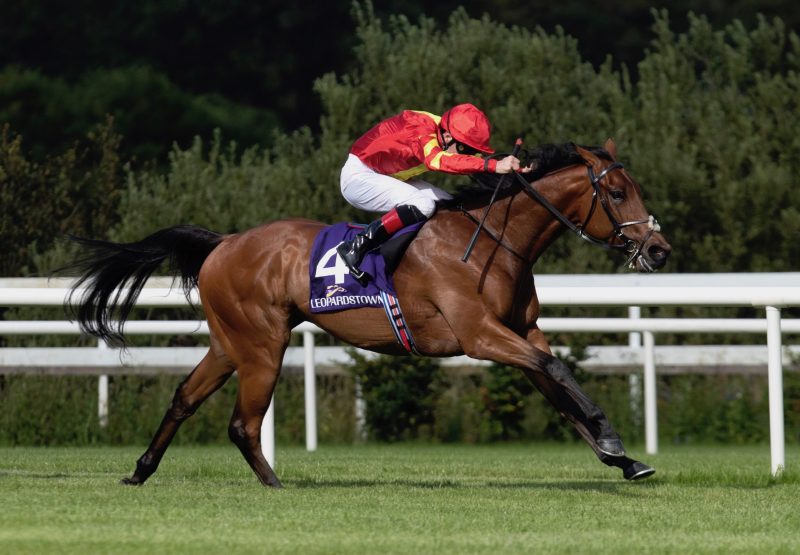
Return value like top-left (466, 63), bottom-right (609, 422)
top-left (420, 135), bottom-right (532, 175)
top-left (422, 143), bottom-right (490, 174)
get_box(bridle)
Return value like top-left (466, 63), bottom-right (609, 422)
top-left (461, 158), bottom-right (662, 269)
top-left (513, 162), bottom-right (661, 268)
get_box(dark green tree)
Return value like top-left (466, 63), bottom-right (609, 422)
top-left (0, 118), bottom-right (124, 276)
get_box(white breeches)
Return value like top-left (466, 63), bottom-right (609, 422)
top-left (340, 154), bottom-right (452, 217)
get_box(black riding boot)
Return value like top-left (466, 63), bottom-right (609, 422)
top-left (337, 205), bottom-right (426, 282)
top-left (336, 219), bottom-right (389, 282)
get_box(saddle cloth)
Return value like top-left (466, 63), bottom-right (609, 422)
top-left (308, 222), bottom-right (421, 314)
top-left (308, 221), bottom-right (423, 353)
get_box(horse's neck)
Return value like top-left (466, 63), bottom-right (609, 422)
top-left (488, 167), bottom-right (588, 264)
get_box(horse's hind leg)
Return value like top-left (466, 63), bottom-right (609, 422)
top-left (228, 365), bottom-right (284, 488)
top-left (219, 318), bottom-right (289, 488)
top-left (211, 303), bottom-right (290, 488)
top-left (121, 350), bottom-right (233, 485)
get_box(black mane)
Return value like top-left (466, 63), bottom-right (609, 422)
top-left (444, 142), bottom-right (612, 205)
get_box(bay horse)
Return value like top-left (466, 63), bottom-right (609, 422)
top-left (66, 138), bottom-right (670, 488)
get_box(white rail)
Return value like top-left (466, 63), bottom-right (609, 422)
top-left (1, 274), bottom-right (799, 475)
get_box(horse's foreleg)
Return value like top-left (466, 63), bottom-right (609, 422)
top-left (523, 366), bottom-right (621, 450)
top-left (523, 327), bottom-right (622, 456)
top-left (460, 319), bottom-right (621, 449)
top-left (456, 316), bottom-right (640, 475)
top-left (121, 350), bottom-right (234, 485)
top-left (525, 327), bottom-right (654, 480)
top-left (228, 366), bottom-right (283, 488)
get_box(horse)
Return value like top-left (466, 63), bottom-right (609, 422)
top-left (65, 138), bottom-right (670, 488)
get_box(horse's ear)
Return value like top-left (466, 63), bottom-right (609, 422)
top-left (574, 145), bottom-right (599, 166)
top-left (603, 138), bottom-right (618, 159)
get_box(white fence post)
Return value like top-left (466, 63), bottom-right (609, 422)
top-left (766, 306), bottom-right (785, 476)
top-left (354, 377), bottom-right (366, 441)
top-left (643, 331), bottom-right (658, 455)
top-left (628, 306), bottom-right (643, 428)
top-left (261, 394), bottom-right (275, 469)
top-left (97, 340), bottom-right (109, 428)
top-left (303, 330), bottom-right (318, 452)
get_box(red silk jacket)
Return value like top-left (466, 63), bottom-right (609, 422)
top-left (350, 110), bottom-right (497, 181)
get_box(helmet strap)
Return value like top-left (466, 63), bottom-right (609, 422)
top-left (439, 126), bottom-right (456, 151)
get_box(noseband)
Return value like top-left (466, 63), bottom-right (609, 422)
top-left (514, 162), bottom-right (661, 268)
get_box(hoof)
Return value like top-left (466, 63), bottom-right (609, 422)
top-left (597, 437), bottom-right (626, 458)
top-left (623, 461), bottom-right (655, 481)
top-left (264, 477), bottom-right (284, 489)
top-left (120, 476), bottom-right (144, 486)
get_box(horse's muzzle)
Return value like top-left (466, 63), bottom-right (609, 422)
top-left (635, 240), bottom-right (671, 272)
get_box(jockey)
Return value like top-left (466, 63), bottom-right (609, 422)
top-left (338, 102), bottom-right (526, 281)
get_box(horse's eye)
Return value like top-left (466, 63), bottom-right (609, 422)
top-left (609, 189), bottom-right (625, 201)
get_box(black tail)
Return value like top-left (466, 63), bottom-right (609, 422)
top-left (62, 225), bottom-right (224, 346)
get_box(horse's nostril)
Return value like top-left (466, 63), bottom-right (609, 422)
top-left (648, 245), bottom-right (669, 262)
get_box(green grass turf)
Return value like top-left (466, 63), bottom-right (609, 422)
top-left (1, 443), bottom-right (798, 554)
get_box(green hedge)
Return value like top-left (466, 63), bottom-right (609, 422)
top-left (2, 365), bottom-right (797, 447)
top-left (4, 9), bottom-right (800, 277)
top-left (0, 373), bottom-right (357, 446)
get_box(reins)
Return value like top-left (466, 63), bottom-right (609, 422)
top-left (461, 138), bottom-right (523, 262)
top-left (457, 208), bottom-right (529, 262)
top-left (514, 163), bottom-right (660, 263)
top-left (460, 147), bottom-right (662, 268)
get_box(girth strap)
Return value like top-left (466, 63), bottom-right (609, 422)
top-left (380, 291), bottom-right (420, 355)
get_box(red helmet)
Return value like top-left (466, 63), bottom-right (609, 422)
top-left (440, 103), bottom-right (494, 154)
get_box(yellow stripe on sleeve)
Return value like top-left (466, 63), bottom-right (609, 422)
top-left (428, 151), bottom-right (446, 169)
top-left (422, 137), bottom-right (439, 157)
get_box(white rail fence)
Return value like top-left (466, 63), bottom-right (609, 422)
top-left (1, 274), bottom-right (799, 476)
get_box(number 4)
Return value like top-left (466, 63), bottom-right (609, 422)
top-left (315, 245), bottom-right (350, 284)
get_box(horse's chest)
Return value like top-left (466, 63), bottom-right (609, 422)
top-left (495, 277), bottom-right (537, 327)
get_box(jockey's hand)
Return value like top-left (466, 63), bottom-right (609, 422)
top-left (495, 155), bottom-right (532, 174)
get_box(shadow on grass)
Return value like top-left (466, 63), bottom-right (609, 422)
top-left (286, 476), bottom-right (657, 495)
top-left (6, 467), bottom-right (793, 492)
top-left (657, 471), bottom-right (799, 489)
top-left (0, 471), bottom-right (71, 479)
